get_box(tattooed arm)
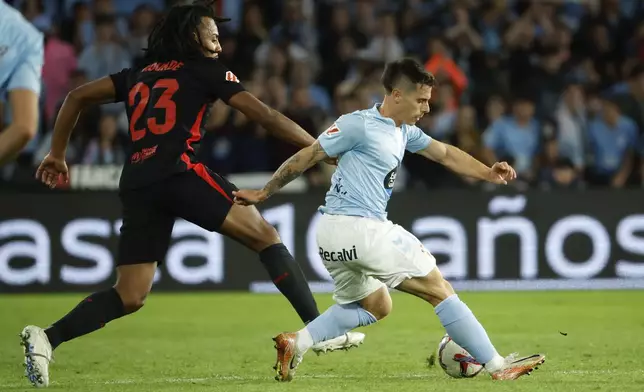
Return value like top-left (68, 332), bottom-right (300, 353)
top-left (232, 141), bottom-right (329, 205)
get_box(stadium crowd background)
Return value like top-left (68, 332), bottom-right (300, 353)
top-left (2, 0), bottom-right (644, 191)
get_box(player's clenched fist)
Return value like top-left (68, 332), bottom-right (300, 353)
top-left (35, 153), bottom-right (69, 189)
top-left (488, 161), bottom-right (517, 185)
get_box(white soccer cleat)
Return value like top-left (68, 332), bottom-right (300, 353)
top-left (311, 332), bottom-right (365, 355)
top-left (490, 353), bottom-right (546, 380)
top-left (20, 325), bottom-right (53, 388)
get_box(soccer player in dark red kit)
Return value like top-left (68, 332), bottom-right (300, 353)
top-left (22, 1), bottom-right (363, 387)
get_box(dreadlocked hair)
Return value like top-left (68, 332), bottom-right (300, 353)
top-left (143, 0), bottom-right (230, 63)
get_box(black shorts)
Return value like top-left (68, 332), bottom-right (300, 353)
top-left (117, 163), bottom-right (237, 266)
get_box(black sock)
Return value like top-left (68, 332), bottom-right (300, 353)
top-left (259, 243), bottom-right (320, 324)
top-left (44, 288), bottom-right (125, 350)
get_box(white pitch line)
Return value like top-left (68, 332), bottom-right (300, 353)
top-left (2, 370), bottom-right (641, 388)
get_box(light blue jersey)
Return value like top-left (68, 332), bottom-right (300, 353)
top-left (0, 0), bottom-right (44, 95)
top-left (318, 104), bottom-right (432, 221)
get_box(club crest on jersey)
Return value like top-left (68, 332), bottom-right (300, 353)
top-left (325, 124), bottom-right (340, 135)
top-left (225, 71), bottom-right (240, 83)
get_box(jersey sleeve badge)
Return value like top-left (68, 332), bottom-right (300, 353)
top-left (225, 71), bottom-right (239, 83)
top-left (325, 124), bottom-right (340, 135)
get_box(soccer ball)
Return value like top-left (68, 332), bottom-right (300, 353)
top-left (437, 334), bottom-right (484, 378)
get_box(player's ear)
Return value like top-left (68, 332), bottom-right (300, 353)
top-left (392, 89), bottom-right (402, 104)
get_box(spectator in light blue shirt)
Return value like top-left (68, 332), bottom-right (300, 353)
top-left (586, 97), bottom-right (638, 187)
top-left (77, 15), bottom-right (131, 81)
top-left (555, 81), bottom-right (587, 172)
top-left (483, 96), bottom-right (541, 181)
top-left (77, 14), bottom-right (131, 116)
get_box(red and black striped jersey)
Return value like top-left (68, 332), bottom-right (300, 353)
top-left (109, 58), bottom-right (244, 190)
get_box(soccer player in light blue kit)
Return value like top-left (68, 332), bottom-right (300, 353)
top-left (234, 59), bottom-right (545, 382)
top-left (0, 0), bottom-right (44, 166)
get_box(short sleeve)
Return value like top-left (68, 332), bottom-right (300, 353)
top-left (7, 43), bottom-right (43, 94)
top-left (109, 68), bottom-right (131, 103)
top-left (406, 125), bottom-right (432, 153)
top-left (197, 60), bottom-right (246, 103)
top-left (317, 113), bottom-right (365, 157)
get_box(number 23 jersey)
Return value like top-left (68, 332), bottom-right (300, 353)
top-left (109, 58), bottom-right (245, 190)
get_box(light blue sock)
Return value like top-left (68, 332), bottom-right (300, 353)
top-left (306, 303), bottom-right (377, 344)
top-left (435, 294), bottom-right (499, 364)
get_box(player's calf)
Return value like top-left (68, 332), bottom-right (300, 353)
top-left (38, 264), bottom-right (153, 354)
top-left (311, 284), bottom-right (381, 356)
top-left (220, 204), bottom-right (320, 324)
top-left (23, 265), bottom-right (152, 387)
top-left (274, 286), bottom-right (388, 378)
top-left (398, 269), bottom-right (505, 370)
top-left (41, 287), bottom-right (127, 353)
top-left (303, 302), bottom-right (378, 350)
top-left (272, 302), bottom-right (377, 381)
top-left (397, 269), bottom-right (545, 377)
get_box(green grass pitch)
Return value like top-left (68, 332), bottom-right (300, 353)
top-left (1, 291), bottom-right (643, 391)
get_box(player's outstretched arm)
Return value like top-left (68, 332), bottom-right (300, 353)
top-left (228, 92), bottom-right (317, 149)
top-left (36, 76), bottom-right (117, 188)
top-left (233, 140), bottom-right (329, 205)
top-left (417, 139), bottom-right (517, 185)
top-left (49, 77), bottom-right (118, 158)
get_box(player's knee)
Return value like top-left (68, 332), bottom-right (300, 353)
top-left (424, 278), bottom-right (455, 306)
top-left (121, 292), bottom-right (148, 314)
top-left (114, 285), bottom-right (150, 314)
top-left (371, 297), bottom-right (392, 320)
top-left (397, 272), bottom-right (454, 307)
top-left (260, 220), bottom-right (280, 243)
top-left (251, 221), bottom-right (281, 252)
top-left (359, 287), bottom-right (392, 320)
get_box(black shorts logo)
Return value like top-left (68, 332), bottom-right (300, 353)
top-left (384, 167), bottom-right (399, 190)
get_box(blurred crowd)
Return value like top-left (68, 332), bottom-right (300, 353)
top-left (2, 0), bottom-right (644, 190)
